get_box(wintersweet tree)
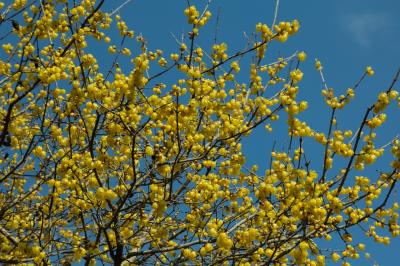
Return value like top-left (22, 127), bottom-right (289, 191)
top-left (0, 0), bottom-right (399, 265)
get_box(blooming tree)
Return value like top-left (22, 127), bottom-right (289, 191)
top-left (0, 0), bottom-right (399, 265)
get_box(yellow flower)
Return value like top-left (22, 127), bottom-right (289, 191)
top-left (315, 59), bottom-right (322, 70)
top-left (298, 51), bottom-right (307, 61)
top-left (332, 252), bottom-right (341, 261)
top-left (216, 233), bottom-right (233, 250)
top-left (366, 66), bottom-right (374, 76)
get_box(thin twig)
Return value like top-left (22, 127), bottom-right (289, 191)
top-left (317, 63), bottom-right (329, 90)
top-left (214, 6), bottom-right (221, 44)
top-left (271, 0), bottom-right (280, 29)
top-left (109, 0), bottom-right (133, 16)
top-left (199, 0), bottom-right (212, 19)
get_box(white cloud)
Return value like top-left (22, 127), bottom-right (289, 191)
top-left (345, 13), bottom-right (389, 47)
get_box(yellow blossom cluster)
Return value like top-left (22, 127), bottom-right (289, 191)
top-left (0, 1), bottom-right (399, 265)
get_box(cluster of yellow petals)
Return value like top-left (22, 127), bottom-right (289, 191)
top-left (0, 1), bottom-right (399, 266)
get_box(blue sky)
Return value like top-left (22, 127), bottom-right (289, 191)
top-left (0, 0), bottom-right (399, 264)
top-left (102, 0), bottom-right (400, 265)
